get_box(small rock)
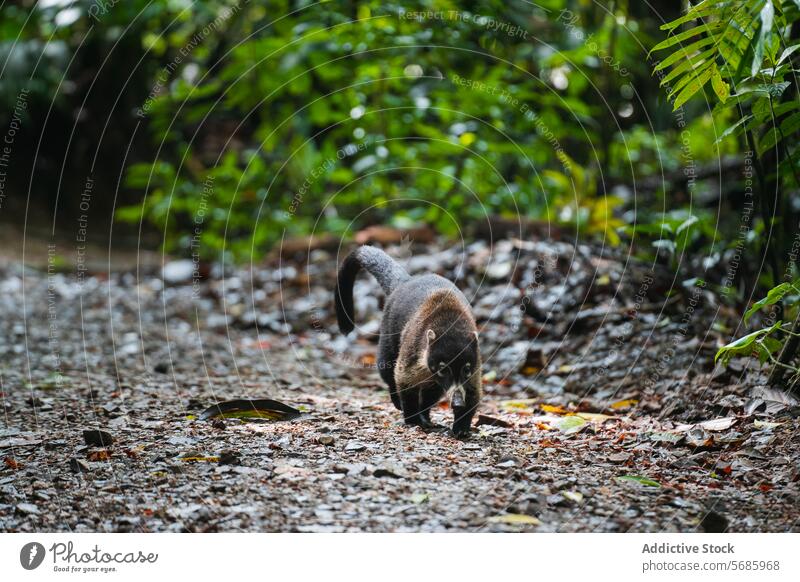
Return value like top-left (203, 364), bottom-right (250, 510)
top-left (561, 491), bottom-right (584, 504)
top-left (333, 463), bottom-right (368, 476)
top-left (345, 442), bottom-right (366, 452)
top-left (318, 435), bottom-right (335, 446)
top-left (700, 509), bottom-right (728, 533)
top-left (153, 361), bottom-right (171, 375)
top-left (69, 458), bottom-right (91, 473)
top-left (373, 466), bottom-right (406, 478)
top-left (608, 452), bottom-right (631, 463)
top-left (218, 450), bottom-right (241, 465)
top-left (476, 414), bottom-right (512, 428)
top-left (16, 503), bottom-right (40, 515)
top-left (162, 259), bottom-right (195, 284)
top-left (83, 430), bottom-right (114, 447)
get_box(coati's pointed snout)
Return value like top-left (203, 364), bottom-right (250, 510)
top-left (450, 386), bottom-right (466, 408)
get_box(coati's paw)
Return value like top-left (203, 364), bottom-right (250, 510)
top-left (450, 426), bottom-right (472, 440)
top-left (422, 423), bottom-right (448, 434)
top-left (404, 417), bottom-right (446, 432)
top-left (451, 406), bottom-right (475, 439)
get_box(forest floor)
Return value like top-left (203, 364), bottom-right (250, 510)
top-left (1, 234), bottom-right (799, 532)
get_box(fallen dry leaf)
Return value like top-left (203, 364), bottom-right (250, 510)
top-left (487, 513), bottom-right (541, 526)
top-left (610, 398), bottom-right (638, 410)
top-left (541, 404), bottom-right (568, 414)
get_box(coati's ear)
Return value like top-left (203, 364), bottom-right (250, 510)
top-left (426, 329), bottom-right (436, 345)
top-left (472, 331), bottom-right (479, 343)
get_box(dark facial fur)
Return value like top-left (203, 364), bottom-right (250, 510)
top-left (427, 327), bottom-right (479, 391)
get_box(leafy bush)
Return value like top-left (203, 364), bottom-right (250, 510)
top-left (118, 1), bottom-right (671, 261)
top-left (653, 0), bottom-right (800, 386)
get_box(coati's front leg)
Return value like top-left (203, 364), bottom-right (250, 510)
top-left (398, 384), bottom-right (426, 427)
top-left (398, 383), bottom-right (446, 430)
top-left (451, 368), bottom-right (482, 439)
top-left (419, 385), bottom-right (446, 430)
top-left (395, 348), bottom-right (433, 428)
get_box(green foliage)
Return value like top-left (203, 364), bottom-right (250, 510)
top-left (716, 280), bottom-right (800, 368)
top-left (715, 320), bottom-right (784, 365)
top-left (655, 1), bottom-right (800, 380)
top-left (113, 0), bottom-right (665, 261)
top-left (744, 280), bottom-right (799, 322)
top-left (654, 0), bottom-right (800, 167)
top-left (653, 1), bottom-right (800, 173)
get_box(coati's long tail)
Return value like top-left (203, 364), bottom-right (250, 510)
top-left (334, 245), bottom-right (410, 334)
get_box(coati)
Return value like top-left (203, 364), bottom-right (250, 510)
top-left (334, 245), bottom-right (481, 438)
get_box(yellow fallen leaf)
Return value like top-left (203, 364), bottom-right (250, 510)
top-left (521, 366), bottom-right (540, 376)
top-left (541, 404), bottom-right (568, 414)
top-left (180, 456), bottom-right (220, 463)
top-left (610, 398), bottom-right (638, 410)
top-left (499, 399), bottom-right (538, 413)
top-left (487, 513), bottom-right (541, 526)
top-left (576, 412), bottom-right (612, 423)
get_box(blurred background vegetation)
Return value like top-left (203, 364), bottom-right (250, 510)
top-left (0, 0), bottom-right (797, 288)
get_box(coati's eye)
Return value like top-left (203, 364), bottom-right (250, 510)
top-left (435, 362), bottom-right (447, 377)
top-left (463, 363), bottom-right (472, 377)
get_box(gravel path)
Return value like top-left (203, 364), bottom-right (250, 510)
top-left (1, 239), bottom-right (798, 532)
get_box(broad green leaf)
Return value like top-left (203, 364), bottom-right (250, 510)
top-left (659, 1), bottom-right (715, 32)
top-left (758, 127), bottom-right (780, 156)
top-left (714, 115), bottom-right (753, 144)
top-left (756, 336), bottom-right (783, 363)
top-left (744, 282), bottom-right (797, 323)
top-left (715, 321), bottom-right (783, 365)
top-left (659, 48), bottom-right (716, 87)
top-left (711, 65), bottom-right (730, 102)
top-left (777, 44), bottom-right (800, 66)
top-left (752, 1), bottom-right (774, 76)
top-left (652, 21), bottom-right (722, 53)
top-left (781, 111), bottom-right (800, 136)
top-left (654, 36), bottom-right (718, 71)
top-left (671, 65), bottom-right (715, 110)
top-left (733, 81), bottom-right (790, 98)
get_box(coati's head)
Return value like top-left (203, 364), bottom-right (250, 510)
top-left (425, 327), bottom-right (478, 401)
